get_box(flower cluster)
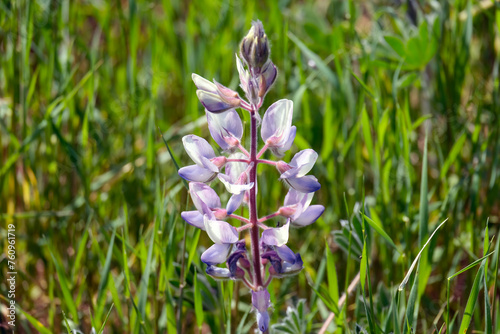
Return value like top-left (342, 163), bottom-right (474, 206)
top-left (178, 21), bottom-right (324, 332)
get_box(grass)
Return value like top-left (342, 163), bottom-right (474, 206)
top-left (0, 0), bottom-right (499, 333)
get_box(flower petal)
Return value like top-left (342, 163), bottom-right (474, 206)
top-left (283, 188), bottom-right (313, 207)
top-left (261, 220), bottom-right (290, 247)
top-left (180, 210), bottom-right (205, 230)
top-left (196, 90), bottom-right (233, 113)
top-left (218, 174), bottom-right (254, 194)
top-left (252, 289), bottom-right (271, 313)
top-left (292, 205), bottom-right (325, 227)
top-left (204, 216), bottom-right (239, 244)
top-left (192, 73), bottom-right (218, 94)
top-left (261, 61), bottom-right (277, 95)
top-left (257, 312), bottom-right (270, 332)
top-left (280, 253), bottom-right (304, 277)
top-left (286, 175), bottom-right (321, 193)
top-left (276, 245), bottom-right (296, 264)
top-left (226, 192), bottom-right (245, 215)
top-left (178, 165), bottom-right (217, 182)
top-left (200, 243), bottom-right (231, 265)
top-left (225, 153), bottom-right (249, 181)
top-left (206, 266), bottom-right (232, 279)
top-left (236, 55), bottom-right (249, 92)
top-left (182, 135), bottom-right (216, 166)
top-left (280, 149), bottom-right (318, 179)
top-left (261, 99), bottom-right (293, 148)
top-left (189, 182), bottom-right (221, 213)
top-left (271, 125), bottom-right (296, 157)
top-left (207, 109), bottom-right (243, 151)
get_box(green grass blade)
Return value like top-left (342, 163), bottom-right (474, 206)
top-left (399, 219), bottom-right (448, 290)
top-left (458, 260), bottom-right (486, 333)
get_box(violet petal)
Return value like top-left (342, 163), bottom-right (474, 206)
top-left (200, 243), bottom-right (231, 265)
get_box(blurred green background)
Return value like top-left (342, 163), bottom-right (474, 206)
top-left (1, 0), bottom-right (499, 333)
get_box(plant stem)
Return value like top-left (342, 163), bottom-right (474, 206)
top-left (249, 105), bottom-right (264, 288)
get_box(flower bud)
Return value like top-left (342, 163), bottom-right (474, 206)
top-left (210, 156), bottom-right (227, 168)
top-left (276, 161), bottom-right (292, 174)
top-left (213, 208), bottom-right (227, 220)
top-left (240, 20), bottom-right (270, 70)
top-left (278, 205), bottom-right (297, 217)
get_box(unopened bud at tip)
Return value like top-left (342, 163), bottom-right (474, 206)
top-left (240, 20), bottom-right (270, 70)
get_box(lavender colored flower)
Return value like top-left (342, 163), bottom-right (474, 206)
top-left (279, 189), bottom-right (325, 227)
top-left (178, 21), bottom-right (323, 332)
top-left (178, 135), bottom-right (226, 182)
top-left (206, 109), bottom-right (243, 151)
top-left (276, 149), bottom-right (321, 193)
top-left (192, 74), bottom-right (241, 113)
top-left (252, 289), bottom-right (271, 332)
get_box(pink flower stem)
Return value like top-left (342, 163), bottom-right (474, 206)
top-left (257, 222), bottom-right (270, 230)
top-left (238, 143), bottom-right (250, 156)
top-left (256, 144), bottom-right (268, 158)
top-left (242, 276), bottom-right (255, 290)
top-left (257, 159), bottom-right (276, 166)
top-left (258, 212), bottom-right (281, 223)
top-left (226, 158), bottom-right (250, 163)
top-left (263, 275), bottom-right (273, 288)
top-left (249, 104), bottom-right (264, 288)
top-left (236, 223), bottom-right (253, 232)
top-left (230, 214), bottom-right (250, 224)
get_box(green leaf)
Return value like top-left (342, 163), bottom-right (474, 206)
top-left (360, 238), bottom-right (368, 292)
top-left (399, 219), bottom-right (448, 290)
top-left (97, 229), bottom-right (116, 312)
top-left (361, 213), bottom-right (398, 251)
top-left (194, 268), bottom-right (204, 330)
top-left (458, 260), bottom-right (486, 333)
top-left (384, 35), bottom-right (406, 58)
top-left (440, 133), bottom-right (467, 180)
top-left (325, 240), bottom-right (339, 304)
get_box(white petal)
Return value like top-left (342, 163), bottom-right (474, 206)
top-left (182, 135), bottom-right (216, 166)
top-left (189, 182), bottom-right (221, 212)
top-left (280, 149), bottom-right (318, 179)
top-left (261, 99), bottom-right (293, 146)
top-left (261, 221), bottom-right (290, 247)
top-left (226, 192), bottom-right (245, 215)
top-left (218, 174), bottom-right (254, 195)
top-left (204, 216), bottom-right (239, 244)
top-left (226, 152), bottom-right (248, 181)
top-left (207, 109), bottom-right (243, 150)
top-left (192, 73), bottom-right (218, 94)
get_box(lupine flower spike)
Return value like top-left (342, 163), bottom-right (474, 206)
top-left (179, 21), bottom-right (323, 332)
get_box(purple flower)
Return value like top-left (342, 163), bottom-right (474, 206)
top-left (200, 215), bottom-right (239, 266)
top-left (279, 189), bottom-right (325, 227)
top-left (276, 149), bottom-right (321, 193)
top-left (260, 220), bottom-right (304, 277)
top-left (252, 289), bottom-right (271, 332)
top-left (180, 182), bottom-right (226, 230)
top-left (192, 74), bottom-right (241, 113)
top-left (206, 109), bottom-right (243, 151)
top-left (178, 135), bottom-right (225, 182)
top-left (261, 220), bottom-right (290, 247)
top-left (218, 153), bottom-right (254, 214)
top-left (261, 99), bottom-right (296, 157)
